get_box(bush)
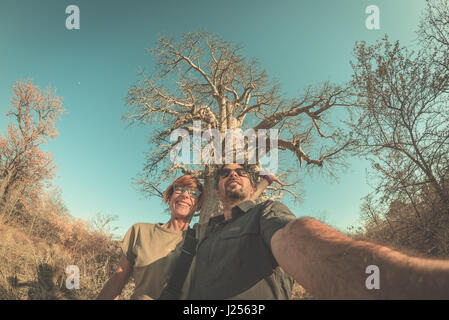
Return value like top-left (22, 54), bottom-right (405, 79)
top-left (0, 187), bottom-right (134, 300)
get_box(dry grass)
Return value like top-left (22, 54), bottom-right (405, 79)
top-left (0, 190), bottom-right (134, 300)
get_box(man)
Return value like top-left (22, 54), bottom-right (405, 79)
top-left (188, 163), bottom-right (449, 299)
top-left (189, 163), bottom-right (295, 299)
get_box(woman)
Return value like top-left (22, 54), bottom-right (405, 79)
top-left (96, 174), bottom-right (204, 300)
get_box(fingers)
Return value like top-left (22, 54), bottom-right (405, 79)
top-left (269, 174), bottom-right (284, 186)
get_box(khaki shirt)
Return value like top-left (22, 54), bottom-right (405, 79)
top-left (122, 223), bottom-right (189, 300)
top-left (189, 200), bottom-right (296, 299)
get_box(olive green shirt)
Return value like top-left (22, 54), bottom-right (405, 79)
top-left (122, 223), bottom-right (190, 300)
top-left (189, 200), bottom-right (296, 299)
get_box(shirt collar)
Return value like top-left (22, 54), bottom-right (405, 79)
top-left (208, 200), bottom-right (256, 226)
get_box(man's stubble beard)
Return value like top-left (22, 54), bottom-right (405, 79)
top-left (225, 188), bottom-right (246, 200)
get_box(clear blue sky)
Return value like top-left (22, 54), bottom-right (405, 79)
top-left (0, 0), bottom-right (426, 237)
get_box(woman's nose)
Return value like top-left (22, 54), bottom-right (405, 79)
top-left (179, 190), bottom-right (190, 198)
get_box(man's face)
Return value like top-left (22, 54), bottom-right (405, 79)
top-left (216, 164), bottom-right (254, 201)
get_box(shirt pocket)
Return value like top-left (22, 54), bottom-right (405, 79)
top-left (205, 225), bottom-right (275, 298)
top-left (216, 223), bottom-right (261, 267)
top-left (215, 223), bottom-right (271, 271)
top-left (218, 224), bottom-right (259, 240)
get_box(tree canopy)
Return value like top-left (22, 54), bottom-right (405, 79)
top-left (125, 31), bottom-right (354, 222)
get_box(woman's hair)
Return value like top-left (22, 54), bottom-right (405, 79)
top-left (162, 175), bottom-right (205, 211)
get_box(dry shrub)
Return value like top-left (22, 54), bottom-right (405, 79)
top-left (353, 189), bottom-right (449, 258)
top-left (0, 186), bottom-right (134, 300)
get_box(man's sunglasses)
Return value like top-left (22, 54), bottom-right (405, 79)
top-left (218, 168), bottom-right (249, 178)
top-left (173, 185), bottom-right (201, 199)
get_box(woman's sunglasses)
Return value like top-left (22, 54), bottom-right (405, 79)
top-left (173, 185), bottom-right (201, 199)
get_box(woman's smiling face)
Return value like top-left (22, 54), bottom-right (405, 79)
top-left (169, 184), bottom-right (200, 219)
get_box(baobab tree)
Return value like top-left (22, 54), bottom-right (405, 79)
top-left (0, 79), bottom-right (64, 216)
top-left (125, 31), bottom-right (354, 222)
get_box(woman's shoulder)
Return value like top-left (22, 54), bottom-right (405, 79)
top-left (127, 222), bottom-right (158, 233)
top-left (122, 223), bottom-right (164, 244)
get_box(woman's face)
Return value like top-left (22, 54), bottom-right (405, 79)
top-left (169, 184), bottom-right (200, 219)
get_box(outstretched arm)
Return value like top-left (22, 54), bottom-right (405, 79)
top-left (271, 217), bottom-right (449, 299)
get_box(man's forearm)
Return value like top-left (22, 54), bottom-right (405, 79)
top-left (271, 217), bottom-right (449, 299)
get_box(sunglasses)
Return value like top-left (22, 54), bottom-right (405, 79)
top-left (173, 185), bottom-right (201, 199)
top-left (219, 168), bottom-right (249, 178)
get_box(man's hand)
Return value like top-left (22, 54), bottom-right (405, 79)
top-left (267, 174), bottom-right (283, 186)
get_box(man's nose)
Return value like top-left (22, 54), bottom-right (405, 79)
top-left (229, 170), bottom-right (239, 178)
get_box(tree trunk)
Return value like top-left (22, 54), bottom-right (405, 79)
top-left (198, 112), bottom-right (243, 223)
top-left (0, 169), bottom-right (15, 205)
top-left (199, 166), bottom-right (222, 224)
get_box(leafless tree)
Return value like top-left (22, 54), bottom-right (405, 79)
top-left (350, 0), bottom-right (449, 223)
top-left (418, 0), bottom-right (449, 73)
top-left (125, 31), bottom-right (354, 222)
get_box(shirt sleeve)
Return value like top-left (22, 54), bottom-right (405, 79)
top-left (121, 224), bottom-right (138, 265)
top-left (259, 201), bottom-right (296, 251)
